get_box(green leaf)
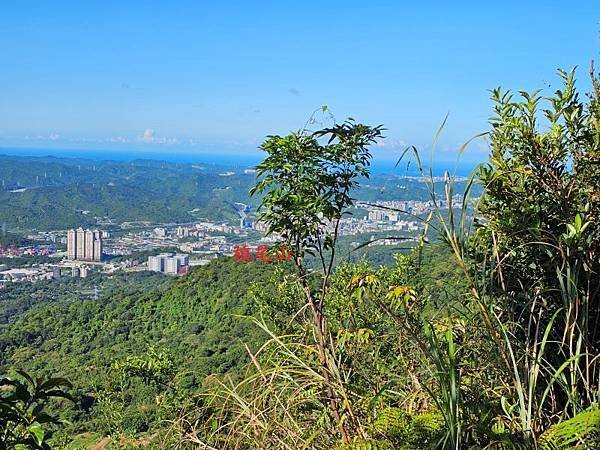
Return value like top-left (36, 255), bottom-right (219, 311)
top-left (37, 377), bottom-right (72, 393)
top-left (29, 422), bottom-right (45, 445)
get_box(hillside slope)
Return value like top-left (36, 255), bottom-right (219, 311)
top-left (0, 258), bottom-right (283, 436)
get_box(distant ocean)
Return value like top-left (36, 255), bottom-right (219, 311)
top-left (0, 147), bottom-right (481, 177)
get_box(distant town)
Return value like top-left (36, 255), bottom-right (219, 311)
top-left (0, 196), bottom-right (465, 287)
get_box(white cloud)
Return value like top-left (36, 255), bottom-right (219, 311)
top-left (23, 133), bottom-right (62, 142)
top-left (138, 128), bottom-right (179, 145)
top-left (373, 139), bottom-right (407, 150)
top-left (141, 128), bottom-right (155, 143)
top-left (3, 130), bottom-right (184, 147)
top-left (104, 136), bottom-right (130, 144)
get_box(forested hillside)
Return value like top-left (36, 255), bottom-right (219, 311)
top-left (0, 258), bottom-right (285, 443)
top-left (0, 156), bottom-right (255, 229)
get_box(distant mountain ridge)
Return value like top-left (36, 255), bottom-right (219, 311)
top-left (0, 154), bottom-right (256, 229)
top-left (0, 153), bottom-right (478, 231)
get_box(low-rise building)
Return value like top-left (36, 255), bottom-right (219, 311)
top-left (147, 253), bottom-right (190, 276)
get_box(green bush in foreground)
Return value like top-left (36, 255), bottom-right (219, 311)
top-left (0, 371), bottom-right (73, 449)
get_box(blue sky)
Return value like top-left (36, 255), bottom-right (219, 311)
top-left (0, 1), bottom-right (598, 163)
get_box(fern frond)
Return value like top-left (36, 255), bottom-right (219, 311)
top-left (335, 438), bottom-right (394, 450)
top-left (538, 409), bottom-right (600, 450)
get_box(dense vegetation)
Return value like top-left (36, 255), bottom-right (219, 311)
top-left (0, 231), bottom-right (38, 247)
top-left (0, 271), bottom-right (168, 325)
top-left (0, 260), bottom-right (285, 445)
top-left (0, 255), bottom-right (57, 271)
top-left (1, 68), bottom-right (599, 449)
top-left (0, 157), bottom-right (255, 230)
top-left (174, 72), bottom-right (599, 449)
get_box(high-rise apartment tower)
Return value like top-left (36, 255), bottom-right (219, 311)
top-left (67, 228), bottom-right (103, 261)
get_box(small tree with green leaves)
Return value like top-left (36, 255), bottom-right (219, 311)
top-left (0, 370), bottom-right (73, 450)
top-left (476, 67), bottom-right (600, 432)
top-left (250, 113), bottom-right (383, 442)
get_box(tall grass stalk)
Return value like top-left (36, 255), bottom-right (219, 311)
top-left (391, 126), bottom-right (598, 445)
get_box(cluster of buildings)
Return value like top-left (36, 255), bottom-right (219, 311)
top-left (177, 221), bottom-right (245, 236)
top-left (67, 228), bottom-right (103, 261)
top-left (151, 222), bottom-right (251, 240)
top-left (0, 267), bottom-right (54, 285)
top-left (0, 263), bottom-right (91, 287)
top-left (178, 234), bottom-right (235, 255)
top-left (24, 231), bottom-right (67, 244)
top-left (364, 209), bottom-right (418, 231)
top-left (0, 244), bottom-right (57, 257)
top-left (4, 190), bottom-right (453, 287)
top-left (357, 197), bottom-right (464, 218)
top-left (333, 217), bottom-right (419, 236)
top-left (147, 253), bottom-right (190, 275)
top-left (65, 265), bottom-right (91, 278)
top-left (103, 223), bottom-right (245, 258)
